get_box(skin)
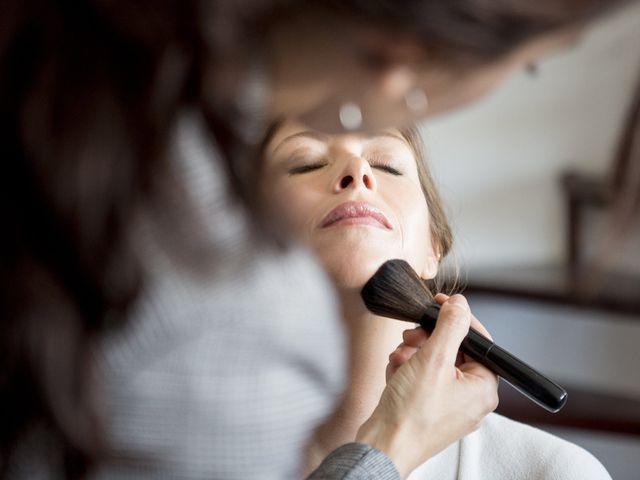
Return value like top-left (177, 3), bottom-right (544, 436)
top-left (357, 293), bottom-right (496, 478)
top-left (262, 121), bottom-right (496, 477)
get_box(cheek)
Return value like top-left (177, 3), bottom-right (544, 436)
top-left (402, 204), bottom-right (432, 252)
top-left (271, 181), bottom-right (321, 239)
top-left (392, 190), bottom-right (437, 276)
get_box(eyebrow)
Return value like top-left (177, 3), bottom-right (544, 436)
top-left (280, 130), bottom-right (330, 144)
top-left (274, 130), bottom-right (406, 153)
top-left (278, 130), bottom-right (407, 146)
top-left (271, 131), bottom-right (330, 157)
top-left (371, 131), bottom-right (407, 143)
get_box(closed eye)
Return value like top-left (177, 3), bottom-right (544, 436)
top-left (368, 153), bottom-right (403, 176)
top-left (288, 162), bottom-right (327, 175)
top-left (372, 164), bottom-right (402, 176)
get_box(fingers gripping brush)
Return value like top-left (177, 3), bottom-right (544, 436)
top-left (361, 259), bottom-right (567, 413)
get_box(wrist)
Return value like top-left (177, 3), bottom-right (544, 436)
top-left (356, 416), bottom-right (412, 478)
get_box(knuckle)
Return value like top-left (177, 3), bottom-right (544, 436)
top-left (403, 327), bottom-right (426, 344)
top-left (449, 293), bottom-right (467, 303)
top-left (402, 329), bottom-right (414, 342)
top-left (394, 348), bottom-right (410, 364)
top-left (439, 304), bottom-right (470, 330)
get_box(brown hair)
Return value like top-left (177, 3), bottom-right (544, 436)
top-left (397, 126), bottom-right (462, 293)
top-left (399, 127), bottom-right (452, 258)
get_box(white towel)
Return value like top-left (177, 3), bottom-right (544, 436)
top-left (408, 413), bottom-right (611, 480)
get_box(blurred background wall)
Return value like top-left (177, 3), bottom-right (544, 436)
top-left (419, 3), bottom-right (640, 478)
top-left (424, 2), bottom-right (640, 271)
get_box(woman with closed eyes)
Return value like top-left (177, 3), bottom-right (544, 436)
top-left (261, 119), bottom-right (612, 479)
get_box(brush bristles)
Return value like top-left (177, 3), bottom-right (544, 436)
top-left (361, 259), bottom-right (436, 322)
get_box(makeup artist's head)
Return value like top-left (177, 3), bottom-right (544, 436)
top-left (260, 0), bottom-right (630, 133)
top-left (261, 119), bottom-right (452, 292)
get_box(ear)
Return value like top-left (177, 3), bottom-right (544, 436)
top-left (420, 251), bottom-right (440, 280)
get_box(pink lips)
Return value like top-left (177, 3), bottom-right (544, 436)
top-left (320, 201), bottom-right (392, 230)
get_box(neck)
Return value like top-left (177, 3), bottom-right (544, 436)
top-left (303, 289), bottom-right (408, 474)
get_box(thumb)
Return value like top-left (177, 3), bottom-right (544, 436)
top-left (426, 295), bottom-right (471, 367)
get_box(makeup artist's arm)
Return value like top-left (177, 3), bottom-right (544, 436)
top-left (308, 295), bottom-right (498, 480)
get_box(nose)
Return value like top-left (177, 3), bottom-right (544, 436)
top-left (333, 157), bottom-right (376, 193)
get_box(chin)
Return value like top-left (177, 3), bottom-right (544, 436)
top-left (310, 229), bottom-right (436, 291)
top-left (316, 246), bottom-right (393, 292)
top-left (311, 227), bottom-right (397, 285)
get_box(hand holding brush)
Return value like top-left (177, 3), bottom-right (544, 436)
top-left (361, 259), bottom-right (568, 413)
top-left (355, 292), bottom-right (499, 478)
top-left (386, 293), bottom-right (493, 382)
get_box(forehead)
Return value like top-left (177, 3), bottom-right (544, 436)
top-left (264, 119), bottom-right (412, 158)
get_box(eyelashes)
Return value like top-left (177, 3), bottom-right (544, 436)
top-left (288, 162), bottom-right (328, 175)
top-left (372, 164), bottom-right (402, 176)
top-left (287, 157), bottom-right (403, 176)
top-left (369, 153), bottom-right (402, 175)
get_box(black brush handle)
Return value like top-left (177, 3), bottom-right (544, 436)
top-left (420, 305), bottom-right (567, 413)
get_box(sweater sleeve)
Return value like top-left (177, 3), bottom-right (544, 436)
top-left (307, 443), bottom-right (401, 480)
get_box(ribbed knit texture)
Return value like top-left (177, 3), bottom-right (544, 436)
top-left (92, 111), bottom-right (347, 479)
top-left (308, 443), bottom-right (400, 480)
top-left (8, 111), bottom-right (347, 479)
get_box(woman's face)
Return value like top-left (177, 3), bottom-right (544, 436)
top-left (262, 120), bottom-right (439, 290)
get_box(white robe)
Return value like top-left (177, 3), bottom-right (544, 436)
top-left (408, 413), bottom-right (611, 480)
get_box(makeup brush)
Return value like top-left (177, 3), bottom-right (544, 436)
top-left (361, 259), bottom-right (567, 413)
